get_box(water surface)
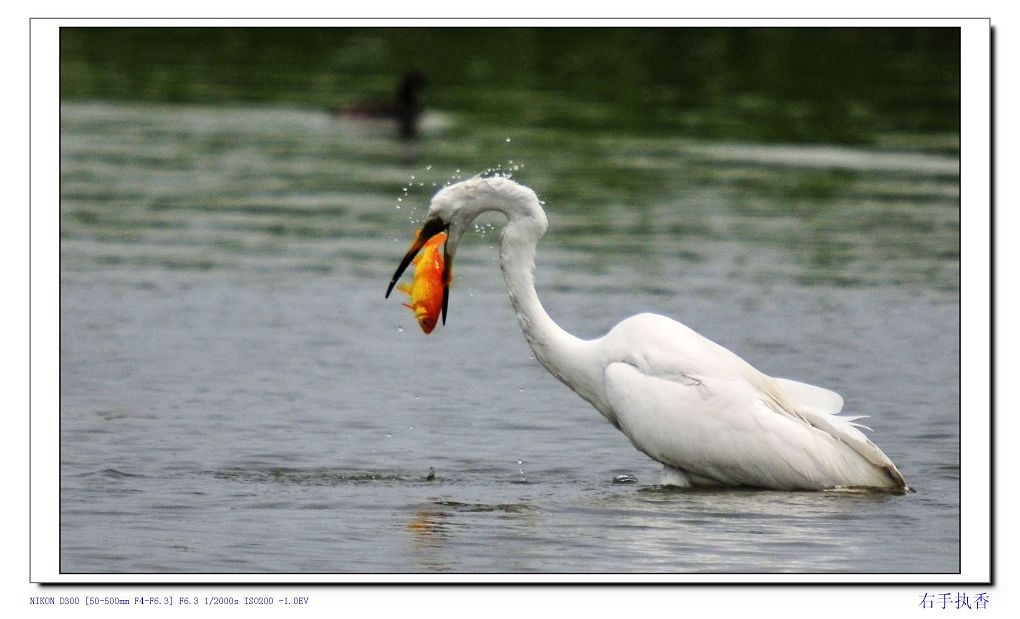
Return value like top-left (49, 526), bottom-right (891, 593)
top-left (60, 87), bottom-right (959, 574)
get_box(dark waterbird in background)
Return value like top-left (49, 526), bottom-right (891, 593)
top-left (331, 71), bottom-right (427, 140)
top-left (386, 176), bottom-right (910, 493)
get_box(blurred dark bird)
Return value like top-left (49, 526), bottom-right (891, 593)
top-left (331, 71), bottom-right (427, 140)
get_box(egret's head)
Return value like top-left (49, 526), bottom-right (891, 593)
top-left (385, 176), bottom-right (543, 327)
top-left (427, 175), bottom-right (542, 254)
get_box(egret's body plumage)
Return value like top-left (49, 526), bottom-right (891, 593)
top-left (387, 176), bottom-right (908, 492)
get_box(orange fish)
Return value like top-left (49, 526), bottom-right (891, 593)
top-left (396, 231), bottom-right (448, 334)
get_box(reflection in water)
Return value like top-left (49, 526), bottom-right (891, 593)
top-left (407, 500), bottom-right (543, 572)
top-left (407, 508), bottom-right (451, 552)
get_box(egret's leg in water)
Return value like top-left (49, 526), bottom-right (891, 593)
top-left (660, 465), bottom-right (693, 488)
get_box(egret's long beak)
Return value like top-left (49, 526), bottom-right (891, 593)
top-left (440, 247), bottom-right (452, 325)
top-left (385, 217), bottom-right (453, 324)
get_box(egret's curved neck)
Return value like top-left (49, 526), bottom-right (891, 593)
top-left (501, 222), bottom-right (572, 361)
top-left (441, 178), bottom-right (607, 417)
top-left (485, 198), bottom-right (594, 393)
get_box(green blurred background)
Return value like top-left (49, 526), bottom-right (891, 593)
top-left (61, 27), bottom-right (959, 147)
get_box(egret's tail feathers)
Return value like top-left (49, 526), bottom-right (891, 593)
top-left (767, 377), bottom-right (906, 491)
top-left (838, 414), bottom-right (869, 423)
top-left (836, 414), bottom-right (874, 432)
top-left (801, 408), bottom-right (908, 492)
top-left (773, 377), bottom-right (844, 414)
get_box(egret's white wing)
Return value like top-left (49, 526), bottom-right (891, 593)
top-left (604, 361), bottom-right (904, 490)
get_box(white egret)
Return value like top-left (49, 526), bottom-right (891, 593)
top-left (386, 176), bottom-right (908, 492)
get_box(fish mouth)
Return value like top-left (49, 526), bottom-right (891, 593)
top-left (385, 216), bottom-right (453, 325)
top-left (417, 312), bottom-right (438, 334)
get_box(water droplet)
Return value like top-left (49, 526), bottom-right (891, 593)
top-left (385, 433), bottom-right (392, 439)
top-left (410, 175), bottom-right (415, 180)
top-left (505, 137), bottom-right (511, 143)
top-left (426, 165), bottom-right (433, 170)
top-left (397, 327), bottom-right (404, 333)
top-left (397, 197), bottom-right (403, 202)
top-left (519, 388), bottom-right (524, 393)
top-left (612, 474), bottom-right (639, 484)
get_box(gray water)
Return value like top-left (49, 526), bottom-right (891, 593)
top-left (60, 101), bottom-right (960, 574)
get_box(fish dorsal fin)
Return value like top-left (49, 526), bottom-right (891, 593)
top-left (773, 377), bottom-right (844, 414)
